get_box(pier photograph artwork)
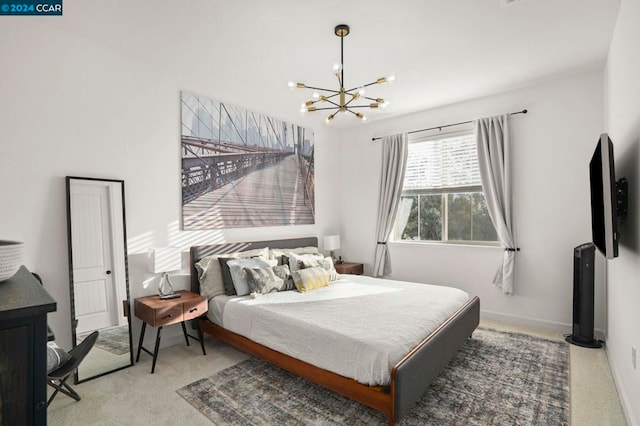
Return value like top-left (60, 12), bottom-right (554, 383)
top-left (181, 91), bottom-right (315, 230)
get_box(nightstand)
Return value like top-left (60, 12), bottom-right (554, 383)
top-left (135, 290), bottom-right (207, 373)
top-left (334, 262), bottom-right (364, 275)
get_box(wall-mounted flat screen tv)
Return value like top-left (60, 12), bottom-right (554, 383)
top-left (589, 133), bottom-right (627, 259)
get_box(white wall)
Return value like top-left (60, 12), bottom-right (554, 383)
top-left (605, 0), bottom-right (640, 422)
top-left (0, 19), bottom-right (341, 349)
top-left (337, 68), bottom-right (606, 334)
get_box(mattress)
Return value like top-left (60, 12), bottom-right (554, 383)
top-left (206, 274), bottom-right (469, 386)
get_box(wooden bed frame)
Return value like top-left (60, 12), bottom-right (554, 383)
top-left (190, 237), bottom-right (480, 425)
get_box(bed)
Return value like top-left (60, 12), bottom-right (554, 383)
top-left (190, 237), bottom-right (480, 425)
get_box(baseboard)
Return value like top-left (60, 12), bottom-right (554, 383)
top-left (480, 309), bottom-right (605, 341)
top-left (606, 346), bottom-right (639, 426)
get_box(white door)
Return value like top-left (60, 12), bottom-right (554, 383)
top-left (70, 181), bottom-right (118, 334)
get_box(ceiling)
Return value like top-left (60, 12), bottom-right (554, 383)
top-left (40, 0), bottom-right (621, 128)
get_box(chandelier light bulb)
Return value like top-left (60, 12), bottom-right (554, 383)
top-left (380, 101), bottom-right (390, 110)
top-left (358, 87), bottom-right (366, 96)
top-left (312, 92), bottom-right (320, 99)
top-left (387, 74), bottom-right (396, 83)
top-left (288, 81), bottom-right (295, 89)
top-left (325, 113), bottom-right (336, 124)
top-left (332, 63), bottom-right (342, 74)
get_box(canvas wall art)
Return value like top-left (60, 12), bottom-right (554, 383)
top-left (180, 91), bottom-right (315, 230)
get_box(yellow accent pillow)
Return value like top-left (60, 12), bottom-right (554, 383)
top-left (291, 266), bottom-right (330, 292)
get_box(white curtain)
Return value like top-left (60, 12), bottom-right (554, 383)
top-left (373, 133), bottom-right (409, 277)
top-left (475, 115), bottom-right (517, 294)
top-left (395, 197), bottom-right (414, 239)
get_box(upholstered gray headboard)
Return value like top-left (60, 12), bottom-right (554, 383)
top-left (189, 237), bottom-right (318, 294)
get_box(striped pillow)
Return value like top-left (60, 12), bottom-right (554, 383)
top-left (300, 256), bottom-right (340, 282)
top-left (291, 266), bottom-right (330, 292)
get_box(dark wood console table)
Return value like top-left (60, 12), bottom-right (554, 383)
top-left (0, 266), bottom-right (57, 425)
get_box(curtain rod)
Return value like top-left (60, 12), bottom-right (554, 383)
top-left (371, 109), bottom-right (528, 141)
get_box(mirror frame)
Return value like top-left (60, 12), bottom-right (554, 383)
top-left (65, 176), bottom-right (133, 383)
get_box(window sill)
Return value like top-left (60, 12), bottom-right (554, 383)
top-left (388, 240), bottom-right (501, 249)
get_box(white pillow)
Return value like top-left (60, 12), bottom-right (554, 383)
top-left (227, 258), bottom-right (278, 296)
top-left (195, 247), bottom-right (269, 299)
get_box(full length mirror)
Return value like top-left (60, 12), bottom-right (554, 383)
top-left (66, 176), bottom-right (133, 383)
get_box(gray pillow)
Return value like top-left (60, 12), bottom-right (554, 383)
top-left (272, 264), bottom-right (295, 291)
top-left (217, 257), bottom-right (238, 296)
top-left (244, 267), bottom-right (285, 294)
top-left (227, 258), bottom-right (277, 296)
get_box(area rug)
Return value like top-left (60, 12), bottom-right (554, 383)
top-left (177, 328), bottom-right (569, 425)
top-left (80, 325), bottom-right (130, 356)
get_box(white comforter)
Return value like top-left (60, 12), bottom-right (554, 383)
top-left (214, 274), bottom-right (470, 386)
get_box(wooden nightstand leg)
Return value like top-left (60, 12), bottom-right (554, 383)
top-left (195, 320), bottom-right (206, 356)
top-left (181, 321), bottom-right (190, 347)
top-left (151, 326), bottom-right (163, 374)
top-left (136, 322), bottom-right (147, 362)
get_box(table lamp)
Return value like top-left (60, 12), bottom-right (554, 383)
top-left (148, 247), bottom-right (182, 298)
top-left (323, 235), bottom-right (342, 263)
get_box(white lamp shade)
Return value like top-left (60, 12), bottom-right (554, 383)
top-left (148, 247), bottom-right (182, 273)
top-left (323, 235), bottom-right (341, 251)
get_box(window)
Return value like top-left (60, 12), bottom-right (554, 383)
top-left (393, 129), bottom-right (498, 244)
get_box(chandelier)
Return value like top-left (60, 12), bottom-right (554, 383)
top-left (288, 24), bottom-right (395, 124)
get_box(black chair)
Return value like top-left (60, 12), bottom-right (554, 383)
top-left (47, 331), bottom-right (99, 407)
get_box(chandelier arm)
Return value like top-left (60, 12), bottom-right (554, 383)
top-left (344, 105), bottom-right (374, 109)
top-left (343, 97), bottom-right (359, 107)
top-left (302, 85), bottom-right (341, 94)
top-left (324, 99), bottom-right (341, 108)
top-left (312, 106), bottom-right (342, 111)
top-left (344, 80), bottom-right (380, 93)
top-left (310, 94), bottom-right (340, 104)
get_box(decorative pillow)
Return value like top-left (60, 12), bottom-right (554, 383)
top-left (270, 246), bottom-right (320, 265)
top-left (244, 267), bottom-right (285, 294)
top-left (291, 266), bottom-right (330, 293)
top-left (227, 258), bottom-right (277, 296)
top-left (271, 264), bottom-right (295, 291)
top-left (218, 257), bottom-right (239, 296)
top-left (195, 247), bottom-right (269, 299)
top-left (287, 252), bottom-right (325, 272)
top-left (300, 256), bottom-right (341, 282)
top-left (46, 342), bottom-right (71, 373)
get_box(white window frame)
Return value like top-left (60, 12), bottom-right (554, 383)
top-left (391, 127), bottom-right (499, 246)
